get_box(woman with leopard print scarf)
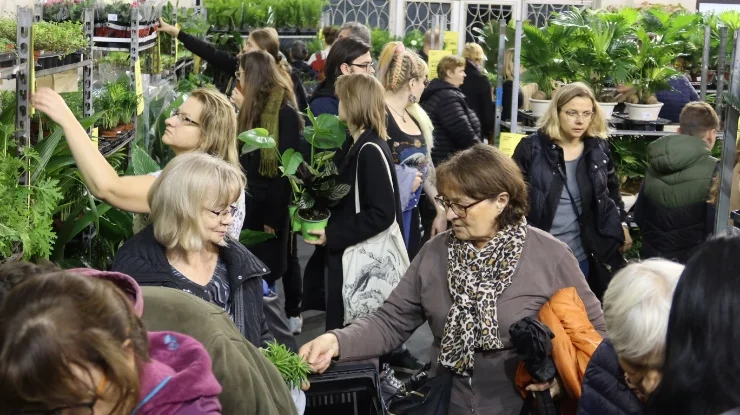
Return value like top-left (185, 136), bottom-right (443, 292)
top-left (299, 144), bottom-right (606, 414)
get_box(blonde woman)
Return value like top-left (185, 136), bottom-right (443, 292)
top-left (503, 48), bottom-right (538, 113)
top-left (460, 42), bottom-right (495, 139)
top-left (304, 73), bottom-right (403, 332)
top-left (512, 82), bottom-right (630, 298)
top-left (378, 41), bottom-right (447, 259)
top-left (31, 87), bottom-right (246, 240)
top-left (112, 153), bottom-right (273, 349)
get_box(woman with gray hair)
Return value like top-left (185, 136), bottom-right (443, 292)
top-left (578, 259), bottom-right (684, 415)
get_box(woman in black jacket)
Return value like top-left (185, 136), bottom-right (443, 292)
top-left (512, 82), bottom-right (631, 297)
top-left (238, 50), bottom-right (302, 289)
top-left (112, 153), bottom-right (273, 348)
top-left (158, 21), bottom-right (308, 113)
top-left (304, 73), bottom-right (404, 331)
top-left (460, 43), bottom-right (495, 140)
top-left (420, 54), bottom-right (482, 166)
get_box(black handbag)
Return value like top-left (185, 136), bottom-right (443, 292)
top-left (386, 363), bottom-right (453, 415)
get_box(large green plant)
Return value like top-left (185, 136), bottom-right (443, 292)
top-left (626, 28), bottom-right (681, 104)
top-left (520, 22), bottom-right (577, 99)
top-left (472, 20), bottom-right (516, 75)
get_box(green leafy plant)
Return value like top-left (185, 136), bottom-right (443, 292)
top-left (95, 78), bottom-right (138, 130)
top-left (301, 0), bottom-right (327, 29)
top-left (370, 28), bottom-right (400, 57)
top-left (472, 20), bottom-right (516, 75)
top-left (403, 29), bottom-right (425, 52)
top-left (261, 340), bottom-right (310, 390)
top-left (520, 22), bottom-right (577, 99)
top-left (625, 28), bottom-right (681, 104)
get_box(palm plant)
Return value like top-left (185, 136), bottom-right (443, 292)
top-left (626, 28), bottom-right (681, 105)
top-left (519, 21), bottom-right (578, 100)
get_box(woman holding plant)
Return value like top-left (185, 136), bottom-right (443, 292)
top-left (512, 82), bottom-right (630, 299)
top-left (378, 41), bottom-right (448, 259)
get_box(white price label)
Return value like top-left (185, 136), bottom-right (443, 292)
top-left (108, 14), bottom-right (118, 22)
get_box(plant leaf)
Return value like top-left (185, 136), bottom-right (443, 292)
top-left (237, 128), bottom-right (276, 154)
top-left (283, 150), bottom-right (304, 176)
top-left (239, 229), bottom-right (276, 247)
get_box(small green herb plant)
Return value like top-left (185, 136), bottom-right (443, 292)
top-left (261, 340), bottom-right (311, 390)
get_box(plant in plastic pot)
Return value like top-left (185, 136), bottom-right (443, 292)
top-left (551, 8), bottom-right (637, 119)
top-left (624, 28), bottom-right (681, 121)
top-left (520, 22), bottom-right (575, 117)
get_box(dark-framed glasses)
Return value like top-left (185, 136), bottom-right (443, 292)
top-left (434, 195), bottom-right (495, 218)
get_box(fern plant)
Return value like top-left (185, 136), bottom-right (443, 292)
top-left (261, 340), bottom-right (311, 390)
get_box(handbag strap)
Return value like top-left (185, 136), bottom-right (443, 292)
top-left (354, 142), bottom-right (395, 215)
top-left (556, 164), bottom-right (582, 224)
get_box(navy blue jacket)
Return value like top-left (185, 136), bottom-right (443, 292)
top-left (655, 76), bottom-right (699, 123)
top-left (578, 340), bottom-right (644, 415)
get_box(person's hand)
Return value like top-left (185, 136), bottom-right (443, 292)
top-left (31, 88), bottom-right (76, 129)
top-left (620, 225), bottom-right (633, 253)
top-left (263, 225), bottom-right (276, 235)
top-left (158, 17), bottom-right (180, 37)
top-left (299, 333), bottom-right (340, 374)
top-left (305, 229), bottom-right (327, 246)
top-left (231, 87), bottom-right (244, 108)
top-left (412, 171), bottom-right (423, 192)
top-left (526, 376), bottom-right (561, 399)
top-left (431, 211), bottom-right (447, 237)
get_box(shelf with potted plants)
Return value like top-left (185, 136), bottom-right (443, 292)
top-left (92, 0), bottom-right (162, 52)
top-left (204, 0), bottom-right (326, 37)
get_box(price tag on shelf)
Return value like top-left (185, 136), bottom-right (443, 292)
top-left (428, 50), bottom-right (452, 80)
top-left (91, 127), bottom-right (99, 146)
top-left (135, 59), bottom-right (144, 115)
top-left (108, 14), bottom-right (118, 22)
top-left (194, 55), bottom-right (201, 74)
top-left (443, 31), bottom-right (459, 53)
top-left (498, 132), bottom-right (526, 157)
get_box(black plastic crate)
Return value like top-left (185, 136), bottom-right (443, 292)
top-left (305, 362), bottom-right (386, 415)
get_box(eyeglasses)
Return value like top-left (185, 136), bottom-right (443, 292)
top-left (170, 109), bottom-right (200, 127)
top-left (562, 110), bottom-right (594, 122)
top-left (348, 61), bottom-right (374, 71)
top-left (207, 205), bottom-right (238, 219)
top-left (434, 195), bottom-right (495, 218)
top-left (234, 71), bottom-right (242, 80)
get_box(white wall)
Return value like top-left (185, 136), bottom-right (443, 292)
top-left (597, 0), bottom-right (698, 10)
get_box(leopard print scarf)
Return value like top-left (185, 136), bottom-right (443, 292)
top-left (438, 218), bottom-right (528, 376)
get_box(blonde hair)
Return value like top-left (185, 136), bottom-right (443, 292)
top-left (604, 259), bottom-right (684, 368)
top-left (424, 29), bottom-right (440, 47)
top-left (504, 48), bottom-right (515, 81)
top-left (188, 88), bottom-right (240, 169)
top-left (437, 55), bottom-right (466, 82)
top-left (462, 43), bottom-right (485, 65)
top-left (537, 82), bottom-right (608, 141)
top-left (335, 73), bottom-right (388, 140)
top-left (377, 42), bottom-right (434, 149)
top-left (148, 153), bottom-right (246, 252)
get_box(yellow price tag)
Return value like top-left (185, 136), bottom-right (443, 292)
top-left (135, 59), bottom-right (144, 115)
top-left (194, 55), bottom-right (201, 74)
top-left (428, 50), bottom-right (452, 80)
top-left (443, 31), bottom-right (459, 53)
top-left (91, 127), bottom-right (99, 146)
top-left (498, 133), bottom-right (526, 157)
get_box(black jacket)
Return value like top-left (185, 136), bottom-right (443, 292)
top-left (578, 340), bottom-right (644, 415)
top-left (512, 131), bottom-right (626, 261)
top-left (501, 80), bottom-right (524, 122)
top-left (420, 78), bottom-right (482, 166)
top-left (325, 129), bottom-right (404, 254)
top-left (111, 226), bottom-right (273, 348)
top-left (177, 31), bottom-right (309, 113)
top-left (459, 60), bottom-right (495, 139)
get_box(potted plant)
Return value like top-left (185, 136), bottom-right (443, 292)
top-left (237, 109), bottom-right (349, 241)
top-left (624, 28), bottom-right (681, 121)
top-left (520, 22), bottom-right (575, 117)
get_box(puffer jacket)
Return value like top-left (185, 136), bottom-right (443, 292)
top-left (634, 134), bottom-right (717, 264)
top-left (578, 340), bottom-right (644, 415)
top-left (512, 131), bottom-right (626, 263)
top-left (515, 287), bottom-right (604, 415)
top-left (420, 78), bottom-right (482, 166)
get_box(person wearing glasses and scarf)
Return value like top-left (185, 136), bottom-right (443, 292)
top-left (512, 82), bottom-right (631, 297)
top-left (299, 144), bottom-right (605, 414)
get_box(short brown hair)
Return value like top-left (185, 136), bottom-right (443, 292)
top-left (0, 261), bottom-right (60, 305)
top-left (436, 144), bottom-right (528, 228)
top-left (335, 73), bottom-right (388, 140)
top-left (322, 26), bottom-right (339, 46)
top-left (437, 55), bottom-right (466, 82)
top-left (679, 101), bottom-right (719, 138)
top-left (0, 271), bottom-right (149, 413)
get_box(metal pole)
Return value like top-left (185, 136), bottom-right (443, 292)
top-left (83, 9), bottom-right (94, 124)
top-left (714, 29), bottom-right (740, 235)
top-left (16, 7), bottom-right (32, 187)
top-left (493, 20), bottom-right (506, 145)
top-left (701, 25), bottom-right (710, 101)
top-left (716, 26), bottom-right (728, 119)
top-left (431, 15), bottom-right (440, 50)
top-left (510, 20), bottom-right (522, 134)
top-left (130, 5), bottom-right (140, 155)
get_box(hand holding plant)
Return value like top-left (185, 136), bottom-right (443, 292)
top-left (31, 88), bottom-right (77, 130)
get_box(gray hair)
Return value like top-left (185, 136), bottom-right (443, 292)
top-left (339, 22), bottom-right (371, 44)
top-left (603, 259), bottom-right (684, 368)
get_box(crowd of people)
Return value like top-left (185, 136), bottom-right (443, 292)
top-left (1, 19), bottom-right (739, 415)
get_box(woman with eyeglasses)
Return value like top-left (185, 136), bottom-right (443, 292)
top-left (512, 82), bottom-right (630, 297)
top-left (31, 87), bottom-right (246, 240)
top-left (300, 144), bottom-right (605, 414)
top-left (112, 153), bottom-right (274, 349)
top-left (0, 269), bottom-right (222, 415)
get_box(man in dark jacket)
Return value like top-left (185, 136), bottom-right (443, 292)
top-left (460, 57), bottom-right (495, 140)
top-left (634, 102), bottom-right (719, 263)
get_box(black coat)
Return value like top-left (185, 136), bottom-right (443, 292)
top-left (459, 60), bottom-right (495, 139)
top-left (177, 31), bottom-right (309, 113)
top-left (420, 78), bottom-right (482, 166)
top-left (111, 226), bottom-right (274, 348)
top-left (578, 340), bottom-right (644, 415)
top-left (512, 131), bottom-right (626, 262)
